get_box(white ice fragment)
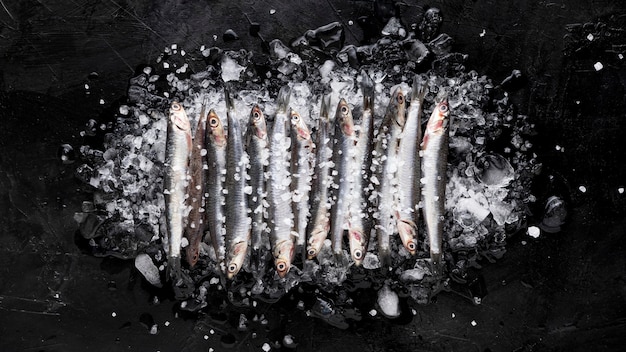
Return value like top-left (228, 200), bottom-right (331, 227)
top-left (221, 56), bottom-right (245, 82)
top-left (619, 53), bottom-right (624, 60)
top-left (348, 20), bottom-right (353, 25)
top-left (181, 237), bottom-right (189, 248)
top-left (112, 312), bottom-right (117, 317)
top-left (203, 335), bottom-right (209, 340)
top-left (84, 83), bottom-right (90, 90)
top-left (143, 66), bottom-right (152, 75)
top-left (369, 309), bottom-right (377, 317)
top-left (377, 284), bottom-right (400, 318)
top-left (451, 312), bottom-right (456, 318)
top-left (619, 187), bottom-right (624, 194)
top-left (527, 226), bottom-right (541, 238)
top-left (579, 185), bottom-right (587, 193)
top-left (164, 321), bottom-right (170, 327)
top-left (149, 324), bottom-right (158, 334)
top-left (594, 62), bottom-right (603, 71)
top-left (479, 29), bottom-right (486, 37)
top-left (362, 252), bottom-right (380, 269)
top-left (457, 197), bottom-right (490, 223)
top-left (471, 320), bottom-right (477, 326)
top-left (99, 98), bottom-right (105, 105)
top-left (587, 33), bottom-right (594, 41)
top-left (269, 9), bottom-right (276, 15)
top-left (210, 277), bottom-right (220, 285)
top-left (119, 105), bottom-right (129, 115)
top-left (163, 62), bottom-right (170, 69)
top-left (135, 253), bottom-right (162, 287)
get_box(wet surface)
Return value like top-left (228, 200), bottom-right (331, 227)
top-left (1, 1), bottom-right (625, 351)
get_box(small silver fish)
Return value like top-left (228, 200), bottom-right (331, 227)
top-left (290, 108), bottom-right (315, 251)
top-left (421, 91), bottom-right (450, 276)
top-left (268, 86), bottom-right (295, 277)
top-left (396, 76), bottom-right (426, 255)
top-left (164, 101), bottom-right (192, 280)
top-left (205, 109), bottom-right (227, 269)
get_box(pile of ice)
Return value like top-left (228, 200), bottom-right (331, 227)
top-left (74, 10), bottom-right (538, 306)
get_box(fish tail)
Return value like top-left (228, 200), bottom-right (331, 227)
top-left (224, 86), bottom-right (235, 111)
top-left (360, 70), bottom-right (374, 109)
top-left (320, 94), bottom-right (331, 121)
top-left (411, 75), bottom-right (427, 103)
top-left (277, 86), bottom-right (292, 113)
top-left (379, 249), bottom-right (391, 269)
top-left (167, 255), bottom-right (182, 281)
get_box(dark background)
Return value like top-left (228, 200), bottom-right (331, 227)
top-left (1, 1), bottom-right (625, 351)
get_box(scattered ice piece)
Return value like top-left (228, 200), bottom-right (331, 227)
top-left (204, 335), bottom-right (209, 340)
top-left (594, 62), bottom-right (603, 71)
top-left (619, 187), bottom-right (624, 194)
top-left (527, 226), bottom-right (541, 238)
top-left (362, 252), bottom-right (380, 269)
top-left (479, 29), bottom-right (486, 37)
top-left (149, 324), bottom-right (158, 334)
top-left (210, 329), bottom-right (215, 334)
top-left (269, 9), bottom-right (276, 15)
top-left (348, 20), bottom-right (353, 25)
top-left (283, 334), bottom-right (296, 348)
top-left (99, 99), bottom-right (105, 105)
top-left (579, 185), bottom-right (587, 193)
top-left (619, 53), bottom-right (624, 60)
top-left (369, 309), bottom-right (377, 317)
top-left (587, 33), bottom-right (594, 41)
top-left (221, 55), bottom-right (245, 82)
top-left (210, 277), bottom-right (220, 285)
top-left (377, 284), bottom-right (400, 318)
top-left (112, 312), bottom-right (117, 317)
top-left (555, 145), bottom-right (561, 151)
top-left (164, 321), bottom-right (170, 327)
top-left (411, 309), bottom-right (417, 315)
top-left (521, 240), bottom-right (527, 245)
top-left (471, 320), bottom-right (477, 326)
top-left (262, 342), bottom-right (271, 351)
top-left (135, 253), bottom-right (162, 287)
top-left (84, 84), bottom-right (90, 90)
top-left (163, 62), bottom-right (170, 69)
top-left (119, 105), bottom-right (129, 115)
top-left (451, 312), bottom-right (456, 318)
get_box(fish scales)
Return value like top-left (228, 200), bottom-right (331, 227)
top-left (307, 95), bottom-right (334, 260)
top-left (421, 91), bottom-right (450, 276)
top-left (268, 86), bottom-right (295, 277)
top-left (396, 76), bottom-right (426, 255)
top-left (164, 102), bottom-right (192, 280)
top-left (224, 90), bottom-right (251, 279)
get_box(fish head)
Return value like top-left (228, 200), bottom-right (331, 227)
top-left (348, 228), bottom-right (366, 266)
top-left (421, 96), bottom-right (450, 149)
top-left (307, 224), bottom-right (329, 259)
top-left (397, 219), bottom-right (418, 255)
top-left (274, 239), bottom-right (294, 278)
top-left (207, 109), bottom-right (227, 147)
top-left (169, 102), bottom-right (192, 132)
top-left (249, 105), bottom-right (267, 139)
top-left (391, 88), bottom-right (406, 127)
top-left (290, 109), bottom-right (311, 141)
top-left (335, 98), bottom-right (354, 136)
top-left (185, 243), bottom-right (200, 268)
top-left (226, 241), bottom-right (248, 279)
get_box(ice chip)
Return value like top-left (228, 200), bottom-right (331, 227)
top-left (377, 284), bottom-right (400, 318)
top-left (527, 226), bottom-right (540, 238)
top-left (135, 254), bottom-right (162, 288)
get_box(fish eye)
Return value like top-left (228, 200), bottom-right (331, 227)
top-left (439, 104), bottom-right (448, 112)
top-left (172, 102), bottom-right (182, 110)
top-left (253, 111), bottom-right (261, 120)
top-left (292, 114), bottom-right (300, 122)
top-left (277, 262), bottom-right (286, 272)
top-left (354, 249), bottom-right (363, 260)
top-left (307, 248), bottom-right (316, 257)
top-left (341, 106), bottom-right (349, 114)
top-left (210, 118), bottom-right (219, 127)
top-left (228, 263), bottom-right (238, 273)
top-left (408, 242), bottom-right (416, 251)
top-left (397, 94), bottom-right (404, 104)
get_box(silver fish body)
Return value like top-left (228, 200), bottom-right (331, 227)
top-left (421, 92), bottom-right (450, 276)
top-left (330, 98), bottom-right (356, 257)
top-left (245, 105), bottom-right (269, 259)
top-left (374, 87), bottom-right (406, 263)
top-left (268, 86), bottom-right (295, 277)
top-left (290, 109), bottom-right (315, 249)
top-left (224, 91), bottom-right (251, 279)
top-left (348, 72), bottom-right (376, 265)
top-left (205, 109), bottom-right (227, 269)
top-left (307, 95), bottom-right (333, 260)
top-left (396, 76), bottom-right (426, 255)
top-left (164, 102), bottom-right (192, 280)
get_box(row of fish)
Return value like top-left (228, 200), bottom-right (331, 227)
top-left (163, 72), bottom-right (450, 281)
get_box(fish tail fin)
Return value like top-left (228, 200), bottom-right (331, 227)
top-left (277, 86), bottom-right (292, 113)
top-left (224, 86), bottom-right (235, 111)
top-left (360, 70), bottom-right (375, 110)
top-left (411, 74), bottom-right (427, 104)
top-left (430, 252), bottom-right (444, 277)
top-left (379, 249), bottom-right (391, 269)
top-left (320, 94), bottom-right (332, 122)
top-left (167, 255), bottom-right (182, 282)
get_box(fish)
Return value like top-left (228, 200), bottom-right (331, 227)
top-left (290, 108), bottom-right (315, 252)
top-left (374, 86), bottom-right (406, 265)
top-left (224, 89), bottom-right (251, 279)
top-left (245, 104), bottom-right (269, 269)
top-left (184, 98), bottom-right (208, 268)
top-left (330, 98), bottom-right (356, 259)
top-left (268, 86), bottom-right (295, 277)
top-left (164, 101), bottom-right (192, 280)
top-left (421, 90), bottom-right (450, 277)
top-left (307, 95), bottom-right (333, 260)
top-left (205, 108), bottom-right (228, 270)
top-left (348, 71), bottom-right (376, 265)
top-left (396, 75), bottom-right (427, 255)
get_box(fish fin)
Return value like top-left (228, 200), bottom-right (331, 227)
top-left (277, 86), bottom-right (292, 113)
top-left (430, 252), bottom-right (444, 277)
top-left (360, 70), bottom-right (374, 110)
top-left (167, 256), bottom-right (182, 282)
top-left (411, 74), bottom-right (427, 104)
top-left (320, 94), bottom-right (331, 122)
top-left (224, 86), bottom-right (235, 111)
